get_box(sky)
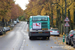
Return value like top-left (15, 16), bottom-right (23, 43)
top-left (14, 0), bottom-right (29, 10)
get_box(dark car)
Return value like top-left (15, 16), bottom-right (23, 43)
top-left (70, 31), bottom-right (75, 48)
top-left (66, 30), bottom-right (74, 45)
top-left (0, 28), bottom-right (3, 35)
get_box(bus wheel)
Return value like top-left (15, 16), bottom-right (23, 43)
top-left (46, 37), bottom-right (49, 40)
top-left (29, 37), bottom-right (32, 40)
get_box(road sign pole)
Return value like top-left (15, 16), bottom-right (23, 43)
top-left (63, 33), bottom-right (65, 42)
top-left (64, 17), bottom-right (70, 36)
top-left (66, 27), bottom-right (68, 36)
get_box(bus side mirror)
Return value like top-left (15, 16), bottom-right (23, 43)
top-left (27, 21), bottom-right (29, 24)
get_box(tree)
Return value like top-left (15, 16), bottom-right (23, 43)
top-left (0, 0), bottom-right (24, 26)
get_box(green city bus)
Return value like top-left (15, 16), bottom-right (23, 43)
top-left (28, 15), bottom-right (50, 40)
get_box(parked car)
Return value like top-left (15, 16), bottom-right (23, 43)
top-left (16, 18), bottom-right (19, 23)
top-left (6, 27), bottom-right (10, 31)
top-left (0, 28), bottom-right (3, 35)
top-left (66, 30), bottom-right (74, 45)
top-left (3, 27), bottom-right (10, 31)
top-left (3, 27), bottom-right (8, 32)
top-left (14, 21), bottom-right (17, 25)
top-left (17, 20), bottom-right (19, 23)
top-left (50, 28), bottom-right (60, 36)
top-left (2, 27), bottom-right (6, 32)
top-left (70, 30), bottom-right (75, 48)
top-left (10, 24), bottom-right (14, 27)
top-left (17, 19), bottom-right (19, 23)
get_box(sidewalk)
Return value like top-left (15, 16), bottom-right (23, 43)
top-left (51, 35), bottom-right (75, 50)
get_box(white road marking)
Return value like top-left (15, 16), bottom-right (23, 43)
top-left (20, 39), bottom-right (25, 50)
top-left (20, 22), bottom-right (29, 50)
top-left (21, 30), bottom-right (28, 35)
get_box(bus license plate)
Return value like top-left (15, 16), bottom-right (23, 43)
top-left (39, 32), bottom-right (42, 33)
top-left (42, 28), bottom-right (48, 30)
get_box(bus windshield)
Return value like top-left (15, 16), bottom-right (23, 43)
top-left (32, 17), bottom-right (48, 21)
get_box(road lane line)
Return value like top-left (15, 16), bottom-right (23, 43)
top-left (20, 39), bottom-right (25, 50)
top-left (21, 30), bottom-right (28, 35)
top-left (20, 22), bottom-right (29, 50)
top-left (21, 30), bottom-right (29, 39)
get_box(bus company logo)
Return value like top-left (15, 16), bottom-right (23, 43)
top-left (36, 23), bottom-right (40, 26)
top-left (33, 23), bottom-right (41, 27)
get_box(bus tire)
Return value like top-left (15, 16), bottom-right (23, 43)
top-left (47, 37), bottom-right (49, 40)
top-left (29, 36), bottom-right (32, 40)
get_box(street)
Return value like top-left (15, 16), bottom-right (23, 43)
top-left (0, 21), bottom-right (66, 50)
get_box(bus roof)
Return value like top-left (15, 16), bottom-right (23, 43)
top-left (30, 15), bottom-right (49, 18)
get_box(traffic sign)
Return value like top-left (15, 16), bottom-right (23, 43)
top-left (64, 22), bottom-right (70, 27)
top-left (64, 17), bottom-right (70, 22)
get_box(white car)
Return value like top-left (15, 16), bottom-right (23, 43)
top-left (50, 28), bottom-right (60, 36)
top-left (17, 20), bottom-right (19, 23)
top-left (10, 24), bottom-right (14, 27)
top-left (3, 27), bottom-right (8, 31)
top-left (16, 18), bottom-right (19, 23)
top-left (14, 21), bottom-right (17, 25)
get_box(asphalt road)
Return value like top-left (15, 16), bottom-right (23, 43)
top-left (0, 21), bottom-right (66, 50)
